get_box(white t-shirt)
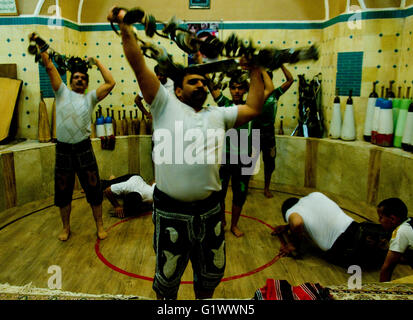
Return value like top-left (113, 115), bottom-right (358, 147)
top-left (54, 83), bottom-right (98, 143)
top-left (163, 78), bottom-right (174, 93)
top-left (389, 218), bottom-right (413, 253)
top-left (285, 192), bottom-right (354, 251)
top-left (150, 85), bottom-right (238, 202)
top-left (110, 176), bottom-right (155, 203)
top-left (139, 78), bottom-right (175, 100)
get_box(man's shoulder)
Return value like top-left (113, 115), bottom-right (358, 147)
top-left (55, 82), bottom-right (69, 95)
top-left (398, 220), bottom-right (413, 235)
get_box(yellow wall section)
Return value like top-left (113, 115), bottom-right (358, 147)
top-left (2, 2), bottom-right (413, 140)
top-left (16, 0), bottom-right (37, 15)
top-left (329, 0), bottom-right (348, 18)
top-left (81, 0), bottom-right (326, 23)
top-left (59, 0), bottom-right (81, 22)
top-left (364, 0), bottom-right (402, 8)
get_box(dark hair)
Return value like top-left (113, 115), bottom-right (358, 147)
top-left (197, 31), bottom-right (211, 39)
top-left (173, 68), bottom-right (206, 91)
top-left (377, 198), bottom-right (408, 221)
top-left (229, 72), bottom-right (249, 91)
top-left (281, 197), bottom-right (299, 222)
top-left (70, 70), bottom-right (89, 85)
top-left (123, 192), bottom-right (143, 216)
top-left (154, 64), bottom-right (163, 76)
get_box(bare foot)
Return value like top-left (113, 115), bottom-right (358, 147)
top-left (58, 229), bottom-right (70, 241)
top-left (97, 230), bottom-right (108, 240)
top-left (231, 226), bottom-right (244, 238)
top-left (264, 189), bottom-right (273, 198)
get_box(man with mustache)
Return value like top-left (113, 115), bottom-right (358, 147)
top-left (107, 7), bottom-right (264, 300)
top-left (30, 33), bottom-right (115, 241)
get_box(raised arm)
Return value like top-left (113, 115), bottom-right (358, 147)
top-left (107, 8), bottom-right (159, 104)
top-left (233, 65), bottom-right (264, 128)
top-left (30, 33), bottom-right (62, 92)
top-left (262, 70), bottom-right (275, 101)
top-left (280, 65), bottom-right (294, 93)
top-left (91, 58), bottom-right (116, 101)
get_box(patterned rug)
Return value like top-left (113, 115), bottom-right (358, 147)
top-left (327, 282), bottom-right (413, 300)
top-left (0, 283), bottom-right (150, 300)
top-left (1, 282), bottom-right (412, 300)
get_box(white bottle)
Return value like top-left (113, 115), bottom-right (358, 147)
top-left (96, 108), bottom-right (106, 138)
top-left (363, 82), bottom-right (378, 142)
top-left (341, 90), bottom-right (356, 141)
top-left (376, 99), bottom-right (393, 147)
top-left (329, 89), bottom-right (341, 139)
top-left (402, 102), bottom-right (413, 151)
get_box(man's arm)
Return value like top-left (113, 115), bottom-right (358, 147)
top-left (279, 65), bottom-right (294, 93)
top-left (103, 187), bottom-right (125, 218)
top-left (233, 66), bottom-right (264, 128)
top-left (280, 213), bottom-right (305, 256)
top-left (92, 58), bottom-right (116, 101)
top-left (380, 250), bottom-right (402, 282)
top-left (108, 8), bottom-right (159, 104)
top-left (262, 70), bottom-right (275, 101)
top-left (30, 33), bottom-right (62, 92)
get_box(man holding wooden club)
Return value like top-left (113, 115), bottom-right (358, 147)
top-left (29, 33), bottom-right (116, 241)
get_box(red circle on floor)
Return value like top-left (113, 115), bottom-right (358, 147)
top-left (95, 211), bottom-right (279, 284)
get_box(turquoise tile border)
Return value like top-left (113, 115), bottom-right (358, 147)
top-left (0, 7), bottom-right (412, 31)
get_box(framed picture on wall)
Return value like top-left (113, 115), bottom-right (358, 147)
top-left (189, 0), bottom-right (210, 9)
top-left (0, 0), bottom-right (18, 16)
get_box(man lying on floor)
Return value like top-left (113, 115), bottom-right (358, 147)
top-left (272, 192), bottom-right (411, 274)
top-left (102, 174), bottom-right (155, 218)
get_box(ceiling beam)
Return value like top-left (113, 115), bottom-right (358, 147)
top-left (78, 0), bottom-right (84, 23)
top-left (34, 0), bottom-right (45, 15)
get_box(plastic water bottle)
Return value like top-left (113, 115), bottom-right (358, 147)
top-left (96, 108), bottom-right (106, 138)
top-left (104, 108), bottom-right (114, 137)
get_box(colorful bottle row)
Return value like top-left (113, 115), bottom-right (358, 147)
top-left (91, 107), bottom-right (153, 139)
top-left (363, 81), bottom-right (413, 151)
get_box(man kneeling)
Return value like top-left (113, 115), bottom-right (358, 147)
top-left (272, 192), bottom-right (405, 270)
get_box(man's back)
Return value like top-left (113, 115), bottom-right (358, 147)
top-left (286, 192), bottom-right (354, 251)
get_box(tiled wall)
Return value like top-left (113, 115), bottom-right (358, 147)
top-left (0, 21), bottom-right (81, 140)
top-left (0, 135), bottom-right (153, 212)
top-left (0, 8), bottom-right (412, 141)
top-left (321, 14), bottom-right (413, 140)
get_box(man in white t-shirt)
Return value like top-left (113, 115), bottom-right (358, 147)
top-left (273, 192), bottom-right (396, 269)
top-left (32, 33), bottom-right (115, 241)
top-left (274, 192), bottom-right (354, 253)
top-left (102, 174), bottom-right (155, 218)
top-left (377, 198), bottom-right (412, 282)
top-left (108, 7), bottom-right (264, 300)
